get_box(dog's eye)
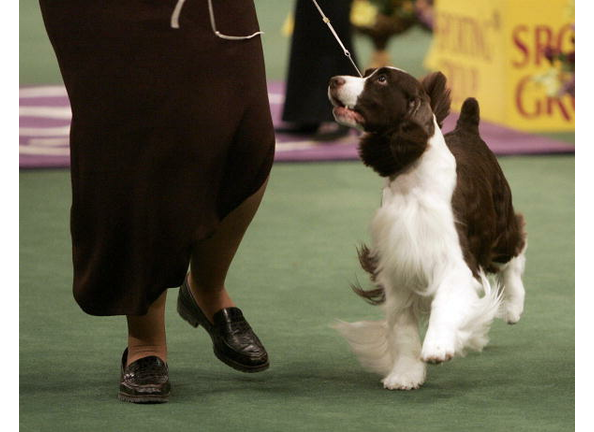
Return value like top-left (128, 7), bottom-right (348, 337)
top-left (377, 75), bottom-right (387, 84)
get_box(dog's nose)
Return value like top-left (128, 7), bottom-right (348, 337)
top-left (330, 76), bottom-right (345, 90)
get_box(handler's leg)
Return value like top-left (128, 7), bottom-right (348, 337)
top-left (126, 290), bottom-right (168, 366)
top-left (188, 178), bottom-right (269, 321)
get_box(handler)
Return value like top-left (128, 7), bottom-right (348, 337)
top-left (39, 0), bottom-right (275, 403)
top-left (281, 0), bottom-right (357, 139)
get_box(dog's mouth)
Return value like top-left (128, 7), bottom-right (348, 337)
top-left (329, 94), bottom-right (365, 129)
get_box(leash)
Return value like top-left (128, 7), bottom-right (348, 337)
top-left (310, 0), bottom-right (363, 77)
top-left (170, 0), bottom-right (360, 76)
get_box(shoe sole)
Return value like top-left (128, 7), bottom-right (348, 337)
top-left (117, 392), bottom-right (169, 404)
top-left (177, 296), bottom-right (270, 373)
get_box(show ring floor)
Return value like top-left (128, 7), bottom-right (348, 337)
top-left (19, 82), bottom-right (574, 169)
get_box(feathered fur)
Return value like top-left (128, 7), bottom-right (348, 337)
top-left (328, 67), bottom-right (527, 390)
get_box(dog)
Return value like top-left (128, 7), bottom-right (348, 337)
top-left (328, 67), bottom-right (527, 390)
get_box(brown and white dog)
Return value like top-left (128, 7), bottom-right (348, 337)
top-left (328, 67), bottom-right (527, 390)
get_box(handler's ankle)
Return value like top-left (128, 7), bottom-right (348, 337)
top-left (126, 344), bottom-right (167, 367)
top-left (187, 277), bottom-right (235, 322)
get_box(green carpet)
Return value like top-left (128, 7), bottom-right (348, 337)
top-left (20, 157), bottom-right (574, 431)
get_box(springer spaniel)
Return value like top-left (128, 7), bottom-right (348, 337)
top-left (328, 67), bottom-right (527, 390)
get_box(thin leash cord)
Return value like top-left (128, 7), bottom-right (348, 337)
top-left (171, 0), bottom-right (264, 40)
top-left (310, 0), bottom-right (363, 77)
top-left (171, 0), bottom-right (360, 72)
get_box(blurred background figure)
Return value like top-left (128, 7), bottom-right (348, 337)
top-left (279, 0), bottom-right (358, 141)
top-left (351, 0), bottom-right (433, 68)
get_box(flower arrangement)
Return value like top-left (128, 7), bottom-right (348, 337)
top-left (533, 1), bottom-right (574, 98)
top-left (350, 0), bottom-right (434, 68)
top-left (537, 33), bottom-right (575, 98)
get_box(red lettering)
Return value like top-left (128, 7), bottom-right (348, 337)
top-left (547, 97), bottom-right (572, 121)
top-left (515, 75), bottom-right (575, 121)
top-left (515, 76), bottom-right (541, 118)
top-left (512, 25), bottom-right (530, 68)
top-left (433, 11), bottom-right (492, 60)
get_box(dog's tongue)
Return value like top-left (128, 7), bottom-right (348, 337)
top-left (333, 106), bottom-right (364, 126)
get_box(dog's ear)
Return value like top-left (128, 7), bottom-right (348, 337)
top-left (358, 122), bottom-right (429, 178)
top-left (403, 95), bottom-right (435, 139)
top-left (385, 97), bottom-right (433, 175)
top-left (420, 71), bottom-right (451, 128)
top-left (363, 68), bottom-right (378, 77)
top-left (358, 133), bottom-right (401, 177)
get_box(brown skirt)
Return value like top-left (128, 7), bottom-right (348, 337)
top-left (39, 0), bottom-right (275, 316)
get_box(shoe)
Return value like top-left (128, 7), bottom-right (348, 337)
top-left (118, 348), bottom-right (170, 403)
top-left (177, 277), bottom-right (269, 373)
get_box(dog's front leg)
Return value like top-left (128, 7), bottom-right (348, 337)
top-left (382, 299), bottom-right (426, 390)
top-left (421, 268), bottom-right (477, 363)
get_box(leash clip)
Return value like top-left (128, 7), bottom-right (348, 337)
top-left (311, 0), bottom-right (362, 77)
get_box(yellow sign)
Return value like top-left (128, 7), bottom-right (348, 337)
top-left (424, 0), bottom-right (574, 131)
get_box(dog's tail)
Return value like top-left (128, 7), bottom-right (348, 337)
top-left (351, 244), bottom-right (386, 305)
top-left (332, 319), bottom-right (392, 375)
top-left (455, 97), bottom-right (481, 135)
top-left (455, 270), bottom-right (503, 355)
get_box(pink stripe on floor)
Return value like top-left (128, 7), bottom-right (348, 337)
top-left (20, 83), bottom-right (574, 169)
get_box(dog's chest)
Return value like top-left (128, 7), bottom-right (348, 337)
top-left (369, 141), bottom-right (463, 290)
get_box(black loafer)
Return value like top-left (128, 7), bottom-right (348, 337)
top-left (118, 348), bottom-right (170, 403)
top-left (177, 277), bottom-right (269, 373)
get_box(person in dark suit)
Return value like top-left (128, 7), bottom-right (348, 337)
top-left (280, 0), bottom-right (358, 140)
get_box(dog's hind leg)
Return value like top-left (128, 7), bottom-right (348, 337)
top-left (497, 243), bottom-right (527, 324)
top-left (381, 292), bottom-right (426, 390)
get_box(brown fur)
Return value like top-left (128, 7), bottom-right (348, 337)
top-left (420, 72), bottom-right (451, 128)
top-left (446, 98), bottom-right (526, 276)
top-left (340, 69), bottom-right (526, 304)
top-left (351, 244), bottom-right (385, 305)
top-left (356, 68), bottom-right (437, 177)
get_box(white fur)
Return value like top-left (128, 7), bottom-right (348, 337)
top-left (328, 75), bottom-right (367, 129)
top-left (496, 242), bottom-right (527, 324)
top-left (334, 118), bottom-right (505, 390)
top-left (332, 76), bottom-right (366, 109)
top-left (329, 67), bottom-right (406, 110)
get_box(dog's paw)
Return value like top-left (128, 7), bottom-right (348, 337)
top-left (382, 365), bottom-right (426, 391)
top-left (421, 338), bottom-right (455, 364)
top-left (503, 301), bottom-right (523, 325)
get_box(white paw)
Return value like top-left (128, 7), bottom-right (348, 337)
top-left (503, 301), bottom-right (523, 325)
top-left (421, 338), bottom-right (455, 364)
top-left (382, 365), bottom-right (426, 391)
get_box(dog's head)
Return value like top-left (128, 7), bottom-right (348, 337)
top-left (328, 67), bottom-right (451, 177)
top-left (328, 67), bottom-right (451, 137)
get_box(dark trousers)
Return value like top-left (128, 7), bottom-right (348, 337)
top-left (282, 0), bottom-right (358, 124)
